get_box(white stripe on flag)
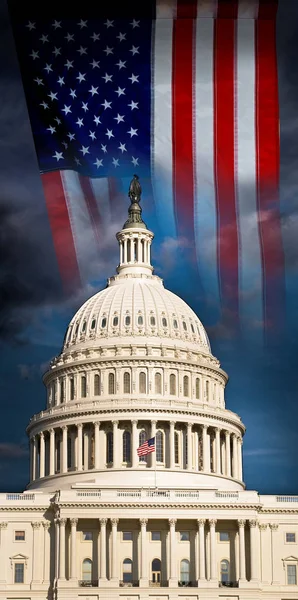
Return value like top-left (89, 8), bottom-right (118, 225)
top-left (197, 0), bottom-right (218, 18)
top-left (194, 18), bottom-right (221, 322)
top-left (152, 17), bottom-right (177, 239)
top-left (238, 0), bottom-right (259, 18)
top-left (90, 178), bottom-right (111, 228)
top-left (61, 170), bottom-right (99, 283)
top-left (236, 19), bottom-right (263, 335)
top-left (156, 0), bottom-right (177, 19)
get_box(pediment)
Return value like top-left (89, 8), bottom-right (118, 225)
top-left (283, 555), bottom-right (298, 561)
top-left (9, 553), bottom-right (28, 560)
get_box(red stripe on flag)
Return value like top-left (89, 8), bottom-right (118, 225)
top-left (217, 0), bottom-right (238, 19)
top-left (258, 0), bottom-right (278, 19)
top-left (41, 171), bottom-right (81, 291)
top-left (176, 0), bottom-right (197, 18)
top-left (79, 175), bottom-right (102, 247)
top-left (255, 17), bottom-right (285, 333)
top-left (172, 2), bottom-right (196, 240)
top-left (214, 18), bottom-right (239, 325)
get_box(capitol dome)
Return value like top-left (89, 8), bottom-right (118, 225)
top-left (26, 176), bottom-right (245, 492)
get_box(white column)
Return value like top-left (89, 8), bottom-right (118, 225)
top-left (221, 436), bottom-right (226, 475)
top-left (32, 521), bottom-right (42, 583)
top-left (137, 237), bottom-right (142, 262)
top-left (42, 522), bottom-right (51, 583)
top-left (237, 437), bottom-right (243, 481)
top-left (0, 523), bottom-right (8, 584)
top-left (169, 421), bottom-right (175, 469)
top-left (32, 436), bottom-right (37, 480)
top-left (99, 427), bottom-right (105, 468)
top-left (62, 426), bottom-right (68, 473)
top-left (113, 420), bottom-right (120, 468)
top-left (124, 238), bottom-right (127, 263)
top-left (270, 523), bottom-right (279, 585)
top-left (94, 422), bottom-right (100, 469)
top-left (198, 519), bottom-right (206, 581)
top-left (100, 518), bottom-right (107, 580)
top-left (49, 429), bottom-right (55, 475)
top-left (151, 420), bottom-right (157, 468)
top-left (83, 427), bottom-right (89, 470)
top-left (139, 518), bottom-right (148, 586)
top-left (232, 434), bottom-right (238, 478)
top-left (249, 520), bottom-right (259, 582)
top-left (209, 519), bottom-right (217, 582)
top-left (259, 524), bottom-right (269, 584)
top-left (120, 240), bottom-right (123, 264)
top-left (59, 518), bottom-right (67, 580)
top-left (187, 423), bottom-right (192, 470)
top-left (54, 518), bottom-right (59, 582)
top-left (215, 428), bottom-right (221, 474)
top-left (39, 433), bottom-right (45, 478)
top-left (202, 425), bottom-right (209, 472)
top-left (238, 520), bottom-right (246, 582)
top-left (132, 420), bottom-right (138, 468)
top-left (77, 424), bottom-right (83, 471)
top-left (70, 518), bottom-right (78, 580)
top-left (111, 518), bottom-right (119, 582)
top-left (225, 430), bottom-right (231, 477)
top-left (169, 518), bottom-right (178, 586)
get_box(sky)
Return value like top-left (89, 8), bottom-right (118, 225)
top-left (1, 0), bottom-right (298, 494)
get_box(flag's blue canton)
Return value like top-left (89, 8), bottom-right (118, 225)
top-left (148, 437), bottom-right (155, 447)
top-left (19, 19), bottom-right (152, 178)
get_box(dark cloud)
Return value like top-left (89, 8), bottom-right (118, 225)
top-left (0, 441), bottom-right (29, 459)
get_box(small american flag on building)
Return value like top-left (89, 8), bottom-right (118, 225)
top-left (137, 437), bottom-right (155, 457)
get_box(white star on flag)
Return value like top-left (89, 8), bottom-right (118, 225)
top-left (94, 116), bottom-right (101, 125)
top-left (118, 143), bottom-right (127, 153)
top-left (79, 145), bottom-right (90, 155)
top-left (89, 85), bottom-right (99, 96)
top-left (132, 156), bottom-right (139, 166)
top-left (129, 74), bottom-right (139, 84)
top-left (114, 113), bottom-right (125, 124)
top-left (101, 99), bottom-right (112, 110)
top-left (115, 87), bottom-right (125, 97)
top-left (48, 91), bottom-right (58, 101)
top-left (61, 105), bottom-right (71, 115)
top-left (94, 158), bottom-right (103, 168)
top-left (47, 125), bottom-right (56, 134)
top-left (76, 72), bottom-right (86, 83)
top-left (52, 20), bottom-right (61, 29)
top-left (76, 118), bottom-right (84, 127)
top-left (105, 129), bottom-right (114, 139)
top-left (90, 59), bottom-right (100, 69)
top-left (65, 60), bottom-right (74, 69)
top-left (127, 127), bottom-right (138, 137)
top-left (53, 151), bottom-right (63, 161)
top-left (112, 157), bottom-right (119, 167)
top-left (30, 50), bottom-right (39, 60)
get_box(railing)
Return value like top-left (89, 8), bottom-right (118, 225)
top-left (78, 580), bottom-right (98, 587)
top-left (117, 491), bottom-right (141, 498)
top-left (276, 496), bottom-right (298, 502)
top-left (178, 581), bottom-right (197, 587)
top-left (149, 580), bottom-right (168, 587)
top-left (219, 581), bottom-right (239, 588)
top-left (147, 490), bottom-right (170, 498)
top-left (119, 580), bottom-right (139, 587)
top-left (175, 491), bottom-right (200, 499)
top-left (6, 494), bottom-right (35, 501)
top-left (76, 492), bottom-right (101, 498)
top-left (215, 491), bottom-right (239, 499)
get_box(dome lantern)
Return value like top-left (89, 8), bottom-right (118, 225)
top-left (116, 175), bottom-right (154, 277)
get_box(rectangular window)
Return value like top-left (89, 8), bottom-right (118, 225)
top-left (14, 563), bottom-right (24, 583)
top-left (219, 532), bottom-right (230, 541)
top-left (180, 531), bottom-right (190, 541)
top-left (82, 531), bottom-right (92, 541)
top-left (287, 564), bottom-right (297, 585)
top-left (286, 532), bottom-right (296, 543)
top-left (123, 531), bottom-right (133, 541)
top-left (151, 531), bottom-right (161, 541)
top-left (15, 530), bottom-right (25, 541)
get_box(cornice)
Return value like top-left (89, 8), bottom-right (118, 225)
top-left (0, 507), bottom-right (50, 513)
top-left (56, 502), bottom-right (261, 510)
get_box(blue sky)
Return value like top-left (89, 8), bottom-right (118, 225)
top-left (1, 0), bottom-right (298, 494)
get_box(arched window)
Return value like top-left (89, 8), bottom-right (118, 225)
top-left (182, 321), bottom-right (187, 331)
top-left (138, 315), bottom-right (143, 326)
top-left (108, 373), bottom-right (115, 395)
top-left (156, 431), bottom-right (164, 462)
top-left (81, 375), bottom-right (87, 398)
top-left (91, 318), bottom-right (96, 330)
top-left (75, 323), bottom-right (79, 335)
top-left (113, 316), bottom-right (119, 327)
top-left (82, 321), bottom-right (86, 333)
top-left (180, 559), bottom-right (190, 584)
top-left (173, 319), bottom-right (178, 329)
top-left (106, 431), bottom-right (113, 464)
top-left (123, 372), bottom-right (131, 394)
top-left (70, 377), bottom-right (75, 401)
top-left (101, 317), bottom-right (107, 328)
top-left (206, 380), bottom-right (209, 401)
top-left (123, 558), bottom-right (133, 584)
top-left (94, 374), bottom-right (100, 396)
top-left (82, 558), bottom-right (92, 582)
top-left (155, 373), bottom-right (162, 394)
top-left (139, 430), bottom-right (147, 462)
top-left (170, 374), bottom-right (176, 396)
top-left (150, 316), bottom-right (156, 326)
top-left (174, 431), bottom-right (179, 464)
top-left (60, 379), bottom-right (64, 403)
top-left (123, 431), bottom-right (131, 463)
top-left (220, 559), bottom-right (230, 583)
top-left (152, 558), bottom-right (161, 584)
top-left (139, 372), bottom-right (146, 393)
top-left (195, 378), bottom-right (200, 400)
top-left (125, 315), bottom-right (131, 326)
top-left (191, 323), bottom-right (195, 333)
top-left (183, 375), bottom-right (189, 397)
top-left (162, 317), bottom-right (167, 327)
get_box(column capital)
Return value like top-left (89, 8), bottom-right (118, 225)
top-left (151, 419), bottom-right (157, 425)
top-left (187, 422), bottom-right (192, 429)
top-left (39, 431), bottom-right (44, 439)
top-left (112, 419), bottom-right (119, 426)
top-left (269, 523), bottom-right (279, 531)
top-left (0, 522), bottom-right (8, 529)
top-left (70, 518), bottom-right (78, 526)
top-left (62, 425), bottom-right (67, 431)
top-left (132, 419), bottom-right (138, 426)
top-left (238, 519), bottom-right (246, 528)
top-left (258, 523), bottom-right (268, 530)
top-left (111, 518), bottom-right (119, 526)
top-left (224, 429), bottom-right (230, 437)
top-left (93, 421), bottom-right (100, 428)
top-left (249, 519), bottom-right (258, 528)
top-left (59, 517), bottom-right (67, 526)
top-left (32, 521), bottom-right (42, 529)
top-left (209, 519), bottom-right (217, 527)
top-left (100, 518), bottom-right (108, 526)
top-left (77, 423), bottom-right (83, 430)
top-left (49, 427), bottom-right (55, 434)
top-left (169, 518), bottom-right (177, 527)
top-left (197, 518), bottom-right (206, 527)
top-left (202, 423), bottom-right (208, 431)
top-left (140, 518), bottom-right (148, 527)
top-left (43, 521), bottom-right (51, 530)
top-left (170, 420), bottom-right (176, 427)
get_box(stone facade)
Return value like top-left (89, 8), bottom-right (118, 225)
top-left (0, 190), bottom-right (297, 599)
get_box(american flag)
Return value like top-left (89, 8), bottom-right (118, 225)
top-left (10, 0), bottom-right (284, 337)
top-left (137, 437), bottom-right (155, 457)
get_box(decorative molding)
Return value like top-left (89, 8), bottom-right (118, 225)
top-left (140, 518), bottom-right (148, 526)
top-left (31, 521), bottom-right (41, 529)
top-left (249, 519), bottom-right (258, 528)
top-left (238, 519), bottom-right (246, 528)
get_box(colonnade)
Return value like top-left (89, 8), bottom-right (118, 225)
top-left (53, 517), bottom-right (260, 586)
top-left (30, 420), bottom-right (243, 482)
top-left (118, 233), bottom-right (152, 266)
